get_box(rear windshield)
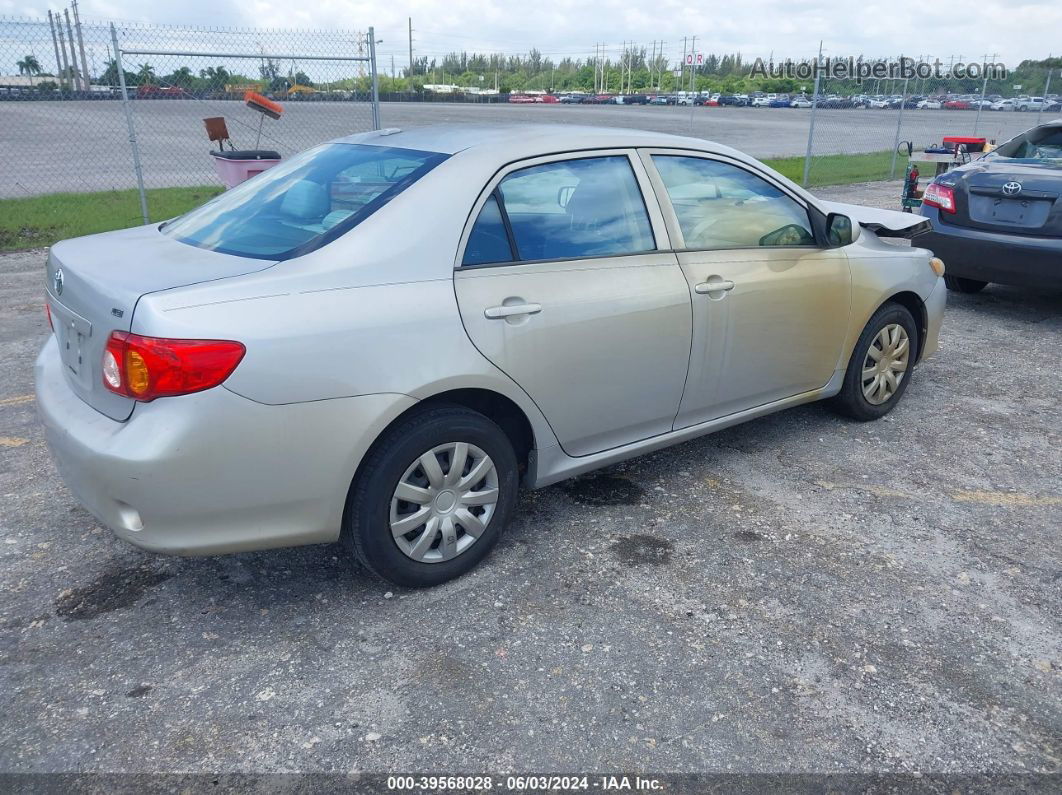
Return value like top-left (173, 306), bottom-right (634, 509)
top-left (162, 143), bottom-right (448, 260)
top-left (989, 127), bottom-right (1062, 163)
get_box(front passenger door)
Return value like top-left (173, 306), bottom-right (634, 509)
top-left (643, 152), bottom-right (852, 427)
top-left (454, 152), bottom-right (693, 458)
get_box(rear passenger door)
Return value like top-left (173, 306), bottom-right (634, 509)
top-left (454, 151), bottom-right (693, 458)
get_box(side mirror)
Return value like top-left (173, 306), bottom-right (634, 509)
top-left (759, 224), bottom-right (815, 247)
top-left (826, 213), bottom-right (854, 247)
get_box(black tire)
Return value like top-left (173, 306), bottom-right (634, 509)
top-left (944, 274), bottom-right (988, 293)
top-left (831, 303), bottom-right (919, 422)
top-left (342, 404), bottom-right (519, 588)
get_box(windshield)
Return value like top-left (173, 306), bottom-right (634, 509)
top-left (162, 143), bottom-right (448, 260)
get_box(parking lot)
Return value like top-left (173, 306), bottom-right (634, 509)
top-left (1, 99), bottom-right (1045, 197)
top-left (0, 179), bottom-right (1060, 777)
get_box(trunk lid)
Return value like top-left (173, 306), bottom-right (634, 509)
top-left (938, 161), bottom-right (1062, 237)
top-left (45, 224), bottom-right (276, 421)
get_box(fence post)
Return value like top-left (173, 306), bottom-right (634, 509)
top-left (368, 27), bottom-right (381, 130)
top-left (1037, 68), bottom-right (1054, 126)
top-left (801, 41), bottom-right (823, 188)
top-left (973, 64), bottom-right (989, 135)
top-left (889, 72), bottom-right (910, 179)
top-left (110, 23), bottom-right (149, 225)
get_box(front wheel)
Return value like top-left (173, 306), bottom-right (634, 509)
top-left (831, 303), bottom-right (919, 421)
top-left (342, 405), bottom-right (519, 587)
top-left (944, 274), bottom-right (988, 293)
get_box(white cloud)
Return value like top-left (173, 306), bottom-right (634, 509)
top-left (2, 0), bottom-right (1057, 66)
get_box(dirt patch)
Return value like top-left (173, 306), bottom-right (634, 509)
top-left (611, 534), bottom-right (673, 566)
top-left (55, 565), bottom-right (172, 621)
top-left (561, 474), bottom-right (644, 506)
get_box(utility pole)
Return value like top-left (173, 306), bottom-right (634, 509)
top-left (408, 17), bottom-right (414, 78)
top-left (64, 9), bottom-right (81, 91)
top-left (56, 17), bottom-right (71, 92)
top-left (681, 37), bottom-right (687, 95)
top-left (1039, 63), bottom-right (1055, 125)
top-left (73, 0), bottom-right (90, 89)
top-left (628, 43), bottom-right (633, 93)
top-left (689, 35), bottom-right (697, 93)
top-left (650, 40), bottom-right (656, 93)
top-left (48, 11), bottom-right (66, 91)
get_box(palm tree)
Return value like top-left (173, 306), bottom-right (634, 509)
top-left (168, 66), bottom-right (194, 88)
top-left (16, 54), bottom-right (42, 86)
top-left (199, 65), bottom-right (231, 87)
top-left (136, 63), bottom-right (156, 84)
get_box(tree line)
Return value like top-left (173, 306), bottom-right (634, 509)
top-left (12, 47), bottom-right (1061, 98)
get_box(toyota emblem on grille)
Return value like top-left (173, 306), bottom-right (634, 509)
top-left (1002, 181), bottom-right (1022, 196)
top-left (53, 267), bottom-right (64, 296)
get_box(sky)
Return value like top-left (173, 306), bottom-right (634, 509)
top-left (1, 0), bottom-right (1057, 68)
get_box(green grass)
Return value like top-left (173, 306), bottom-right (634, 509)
top-left (763, 149), bottom-right (899, 187)
top-left (0, 185), bottom-right (223, 252)
top-left (1, 151), bottom-right (900, 252)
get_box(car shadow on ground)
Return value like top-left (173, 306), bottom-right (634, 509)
top-left (947, 283), bottom-right (1062, 320)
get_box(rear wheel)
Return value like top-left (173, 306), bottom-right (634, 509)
top-left (831, 303), bottom-right (919, 421)
top-left (342, 405), bottom-right (519, 587)
top-left (944, 274), bottom-right (988, 293)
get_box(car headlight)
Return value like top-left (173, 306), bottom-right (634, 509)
top-left (929, 257), bottom-right (946, 277)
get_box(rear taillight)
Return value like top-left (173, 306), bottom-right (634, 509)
top-left (923, 182), bottom-right (956, 214)
top-left (102, 331), bottom-right (245, 401)
top-left (45, 303), bottom-right (53, 332)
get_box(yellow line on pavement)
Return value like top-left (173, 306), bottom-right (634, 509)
top-left (0, 437), bottom-right (29, 448)
top-left (816, 480), bottom-right (1062, 508)
top-left (0, 395), bottom-right (34, 406)
top-left (950, 490), bottom-right (1062, 507)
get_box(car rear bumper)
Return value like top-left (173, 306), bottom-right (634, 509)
top-left (35, 338), bottom-right (416, 555)
top-left (919, 207), bottom-right (1062, 288)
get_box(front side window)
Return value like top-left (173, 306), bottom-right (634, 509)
top-left (473, 155), bottom-right (654, 262)
top-left (653, 155), bottom-right (816, 249)
top-left (163, 143), bottom-right (448, 260)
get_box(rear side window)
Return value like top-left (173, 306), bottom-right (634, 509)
top-left (463, 155), bottom-right (654, 264)
top-left (463, 194), bottom-right (514, 266)
top-left (163, 143), bottom-right (448, 260)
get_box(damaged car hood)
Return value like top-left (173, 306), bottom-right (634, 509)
top-left (819, 200), bottom-right (931, 239)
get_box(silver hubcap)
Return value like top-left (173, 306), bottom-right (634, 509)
top-left (389, 442), bottom-right (499, 564)
top-left (862, 323), bottom-right (909, 405)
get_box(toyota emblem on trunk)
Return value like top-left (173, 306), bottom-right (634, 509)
top-left (53, 267), bottom-right (64, 296)
top-left (1002, 181), bottom-right (1022, 196)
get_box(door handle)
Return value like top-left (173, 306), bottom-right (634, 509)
top-left (484, 303), bottom-right (542, 319)
top-left (695, 279), bottom-right (735, 295)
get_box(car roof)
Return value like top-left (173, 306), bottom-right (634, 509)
top-left (331, 123), bottom-right (744, 161)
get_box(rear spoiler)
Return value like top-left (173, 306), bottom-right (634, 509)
top-left (819, 200), bottom-right (932, 240)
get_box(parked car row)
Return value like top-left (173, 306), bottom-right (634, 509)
top-left (512, 90), bottom-right (1062, 112)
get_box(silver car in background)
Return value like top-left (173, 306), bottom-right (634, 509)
top-left (37, 124), bottom-right (946, 586)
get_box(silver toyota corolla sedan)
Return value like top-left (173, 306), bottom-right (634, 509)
top-left (37, 124), bottom-right (946, 586)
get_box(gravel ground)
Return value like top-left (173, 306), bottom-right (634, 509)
top-left (0, 183), bottom-right (1059, 779)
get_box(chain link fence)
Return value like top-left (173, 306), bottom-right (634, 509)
top-left (1, 15), bottom-right (379, 222)
top-left (799, 54), bottom-right (1060, 186)
top-left (4, 17), bottom-right (1059, 225)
